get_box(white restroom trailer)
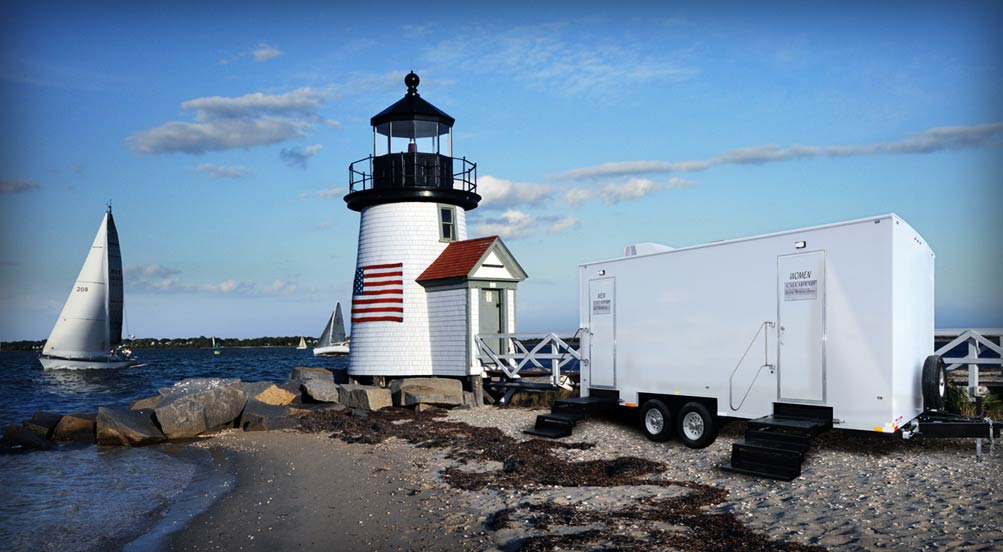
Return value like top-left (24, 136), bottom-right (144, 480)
top-left (578, 214), bottom-right (937, 445)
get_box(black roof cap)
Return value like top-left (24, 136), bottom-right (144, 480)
top-left (370, 72), bottom-right (455, 127)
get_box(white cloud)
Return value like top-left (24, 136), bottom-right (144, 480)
top-left (314, 187), bottom-right (343, 199)
top-left (196, 163), bottom-right (252, 179)
top-left (128, 88), bottom-right (335, 154)
top-left (423, 23), bottom-right (693, 97)
top-left (473, 209), bottom-right (577, 239)
top-left (252, 43), bottom-right (283, 62)
top-left (124, 264), bottom-right (283, 296)
top-left (280, 143), bottom-right (323, 168)
top-left (0, 179), bottom-right (39, 194)
top-left (557, 122), bottom-right (1003, 180)
top-left (477, 175), bottom-right (553, 210)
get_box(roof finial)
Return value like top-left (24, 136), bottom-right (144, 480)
top-left (106, 200), bottom-right (112, 213)
top-left (405, 71), bottom-right (420, 96)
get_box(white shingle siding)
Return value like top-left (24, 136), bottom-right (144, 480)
top-left (350, 202), bottom-right (469, 376)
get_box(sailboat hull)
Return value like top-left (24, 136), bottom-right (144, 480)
top-left (39, 356), bottom-right (138, 371)
top-left (313, 344), bottom-right (349, 356)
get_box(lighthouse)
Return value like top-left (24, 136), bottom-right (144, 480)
top-left (345, 72), bottom-right (527, 386)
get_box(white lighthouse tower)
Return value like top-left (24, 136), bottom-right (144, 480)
top-left (345, 72), bottom-right (526, 386)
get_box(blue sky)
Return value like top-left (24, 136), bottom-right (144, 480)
top-left (1, 1), bottom-right (1001, 340)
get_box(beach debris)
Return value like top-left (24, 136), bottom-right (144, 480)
top-left (22, 411), bottom-right (63, 439)
top-left (1, 422), bottom-right (55, 450)
top-left (154, 378), bottom-right (246, 439)
top-left (390, 377), bottom-right (464, 408)
top-left (52, 413), bottom-right (96, 441)
top-left (96, 407), bottom-right (165, 446)
top-left (239, 399), bottom-right (298, 432)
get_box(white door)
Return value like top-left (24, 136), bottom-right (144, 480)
top-left (778, 251), bottom-right (826, 403)
top-left (588, 278), bottom-right (615, 388)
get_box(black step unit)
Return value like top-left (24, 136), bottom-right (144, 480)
top-left (722, 442), bottom-right (803, 481)
top-left (525, 393), bottom-right (619, 439)
top-left (722, 402), bottom-right (832, 480)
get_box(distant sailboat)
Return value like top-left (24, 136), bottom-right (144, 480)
top-left (40, 205), bottom-right (138, 370)
top-left (212, 336), bottom-right (221, 355)
top-left (296, 336), bottom-right (307, 349)
top-left (314, 303), bottom-right (349, 356)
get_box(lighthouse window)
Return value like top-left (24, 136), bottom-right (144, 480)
top-left (439, 206), bottom-right (456, 242)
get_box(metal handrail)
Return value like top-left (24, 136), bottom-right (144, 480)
top-left (475, 332), bottom-right (580, 390)
top-left (728, 321), bottom-right (775, 411)
top-left (348, 154), bottom-right (477, 194)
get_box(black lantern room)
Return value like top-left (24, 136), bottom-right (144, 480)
top-left (345, 72), bottom-right (480, 211)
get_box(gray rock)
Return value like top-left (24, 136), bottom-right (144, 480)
top-left (338, 383), bottom-right (364, 404)
top-left (23, 412), bottom-right (63, 439)
top-left (240, 381), bottom-right (274, 397)
top-left (302, 379), bottom-right (341, 403)
top-left (395, 378), bottom-right (464, 407)
top-left (96, 408), bottom-right (165, 446)
top-left (342, 386), bottom-right (392, 411)
top-left (289, 403), bottom-right (348, 416)
top-left (130, 395), bottom-right (163, 410)
top-left (53, 413), bottom-right (97, 442)
top-left (154, 378), bottom-right (246, 439)
top-left (239, 399), bottom-right (298, 432)
top-left (2, 423), bottom-right (54, 450)
top-left (463, 391), bottom-right (476, 408)
top-left (289, 367), bottom-right (334, 384)
top-left (414, 403), bottom-right (442, 413)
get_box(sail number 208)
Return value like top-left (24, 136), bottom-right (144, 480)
top-left (76, 286), bottom-right (88, 292)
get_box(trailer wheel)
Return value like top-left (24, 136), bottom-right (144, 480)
top-left (922, 355), bottom-right (947, 411)
top-left (640, 400), bottom-right (673, 442)
top-left (676, 402), bottom-right (718, 449)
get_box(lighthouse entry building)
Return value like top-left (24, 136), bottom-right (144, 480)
top-left (344, 72), bottom-right (526, 388)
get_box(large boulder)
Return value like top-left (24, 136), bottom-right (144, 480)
top-left (289, 402), bottom-right (347, 416)
top-left (239, 399), bottom-right (298, 432)
top-left (289, 367), bottom-right (334, 384)
top-left (1, 423), bottom-right (54, 450)
top-left (23, 412), bottom-right (63, 439)
top-left (302, 379), bottom-right (341, 403)
top-left (130, 395), bottom-right (163, 410)
top-left (53, 413), bottom-right (97, 441)
top-left (154, 378), bottom-right (246, 439)
top-left (242, 381), bottom-right (296, 406)
top-left (393, 378), bottom-right (464, 407)
top-left (96, 408), bottom-right (165, 446)
top-left (342, 385), bottom-right (392, 411)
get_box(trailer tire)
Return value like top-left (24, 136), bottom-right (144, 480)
top-left (922, 355), bottom-right (947, 411)
top-left (676, 402), bottom-right (718, 449)
top-left (640, 400), bottom-right (673, 442)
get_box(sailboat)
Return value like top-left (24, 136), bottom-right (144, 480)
top-left (40, 205), bottom-right (138, 370)
top-left (313, 303), bottom-right (349, 356)
top-left (296, 336), bottom-right (307, 350)
top-left (212, 336), bottom-right (221, 355)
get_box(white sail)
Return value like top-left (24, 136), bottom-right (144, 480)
top-left (43, 211), bottom-right (117, 360)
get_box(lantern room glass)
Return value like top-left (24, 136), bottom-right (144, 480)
top-left (373, 121), bottom-right (451, 157)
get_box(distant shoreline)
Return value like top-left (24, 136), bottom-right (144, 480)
top-left (0, 337), bottom-right (329, 352)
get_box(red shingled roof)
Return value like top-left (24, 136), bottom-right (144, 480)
top-left (416, 236), bottom-right (500, 282)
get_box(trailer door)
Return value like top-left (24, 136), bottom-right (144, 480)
top-left (777, 251), bottom-right (826, 403)
top-left (588, 278), bottom-right (616, 388)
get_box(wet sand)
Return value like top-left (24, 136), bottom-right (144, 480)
top-left (170, 431), bottom-right (478, 551)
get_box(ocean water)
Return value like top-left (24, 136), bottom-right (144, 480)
top-left (0, 347), bottom-right (348, 551)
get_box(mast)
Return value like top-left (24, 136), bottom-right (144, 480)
top-left (104, 205), bottom-right (111, 355)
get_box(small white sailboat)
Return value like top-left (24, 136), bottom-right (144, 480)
top-left (212, 336), bottom-right (221, 355)
top-left (40, 205), bottom-right (138, 370)
top-left (296, 336), bottom-right (307, 350)
top-left (313, 303), bottom-right (349, 356)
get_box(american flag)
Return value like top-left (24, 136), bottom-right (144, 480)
top-left (352, 262), bottom-right (404, 323)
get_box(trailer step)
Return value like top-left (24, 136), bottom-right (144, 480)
top-left (525, 395), bottom-right (619, 439)
top-left (745, 428), bottom-right (811, 453)
top-left (723, 442), bottom-right (803, 481)
top-left (747, 416), bottom-right (828, 436)
top-left (524, 412), bottom-right (579, 438)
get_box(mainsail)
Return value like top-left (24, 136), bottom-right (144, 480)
top-left (317, 303), bottom-right (347, 347)
top-left (43, 207), bottom-right (124, 360)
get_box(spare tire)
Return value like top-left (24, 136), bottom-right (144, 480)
top-left (922, 355), bottom-right (947, 411)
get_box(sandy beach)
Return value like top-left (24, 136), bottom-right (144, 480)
top-left (170, 406), bottom-right (1002, 551)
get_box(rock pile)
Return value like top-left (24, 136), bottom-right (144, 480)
top-left (0, 368), bottom-right (479, 451)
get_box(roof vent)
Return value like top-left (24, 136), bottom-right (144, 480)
top-left (624, 242), bottom-right (674, 257)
